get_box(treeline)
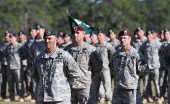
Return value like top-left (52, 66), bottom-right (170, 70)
top-left (0, 0), bottom-right (170, 40)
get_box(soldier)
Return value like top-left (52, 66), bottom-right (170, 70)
top-left (33, 29), bottom-right (84, 104)
top-left (110, 29), bottom-right (148, 104)
top-left (96, 28), bottom-right (113, 104)
top-left (90, 27), bottom-right (98, 46)
top-left (64, 26), bottom-right (103, 104)
top-left (22, 26), bottom-right (38, 102)
top-left (4, 33), bottom-right (24, 102)
top-left (29, 25), bottom-right (46, 102)
top-left (160, 29), bottom-right (170, 103)
top-left (58, 33), bottom-right (72, 49)
top-left (107, 29), bottom-right (120, 50)
top-left (36, 24), bottom-right (45, 39)
top-left (18, 31), bottom-right (28, 101)
top-left (0, 31), bottom-right (11, 100)
top-left (84, 33), bottom-right (91, 44)
top-left (140, 31), bottom-right (162, 104)
top-left (132, 27), bottom-right (147, 50)
top-left (57, 32), bottom-right (64, 45)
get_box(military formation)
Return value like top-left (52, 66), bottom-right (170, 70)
top-left (0, 16), bottom-right (169, 104)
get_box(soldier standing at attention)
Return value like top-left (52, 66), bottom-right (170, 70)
top-left (96, 28), bottom-right (112, 104)
top-left (64, 26), bottom-right (103, 104)
top-left (107, 29), bottom-right (120, 50)
top-left (0, 31), bottom-right (11, 101)
top-left (140, 31), bottom-right (162, 104)
top-left (4, 33), bottom-right (24, 102)
top-left (110, 29), bottom-right (148, 104)
top-left (33, 29), bottom-right (83, 104)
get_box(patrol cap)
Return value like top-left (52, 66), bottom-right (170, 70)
top-left (89, 27), bottom-right (98, 35)
top-left (29, 26), bottom-right (37, 31)
top-left (118, 29), bottom-right (131, 38)
top-left (36, 24), bottom-right (45, 29)
top-left (9, 33), bottom-right (17, 38)
top-left (136, 27), bottom-right (143, 32)
top-left (164, 29), bottom-right (169, 33)
top-left (73, 26), bottom-right (84, 32)
top-left (63, 33), bottom-right (70, 37)
top-left (159, 30), bottom-right (164, 34)
top-left (57, 32), bottom-right (64, 38)
top-left (145, 30), bottom-right (152, 36)
top-left (18, 31), bottom-right (26, 36)
top-left (97, 27), bottom-right (105, 34)
top-left (44, 29), bottom-right (57, 38)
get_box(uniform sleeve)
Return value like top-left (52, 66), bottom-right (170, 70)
top-left (136, 51), bottom-right (149, 77)
top-left (63, 51), bottom-right (85, 89)
top-left (90, 50), bottom-right (103, 76)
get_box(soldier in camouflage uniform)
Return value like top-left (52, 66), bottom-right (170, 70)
top-left (110, 29), bottom-right (148, 104)
top-left (29, 25), bottom-right (46, 101)
top-left (95, 28), bottom-right (112, 104)
top-left (0, 31), bottom-right (11, 100)
top-left (58, 33), bottom-right (72, 49)
top-left (161, 29), bottom-right (170, 103)
top-left (4, 33), bottom-right (24, 102)
top-left (22, 26), bottom-right (38, 102)
top-left (90, 27), bottom-right (98, 46)
top-left (132, 27), bottom-right (147, 50)
top-left (108, 29), bottom-right (120, 50)
top-left (64, 26), bottom-right (103, 104)
top-left (33, 29), bottom-right (84, 104)
top-left (140, 31), bottom-right (162, 104)
top-left (18, 31), bottom-right (28, 96)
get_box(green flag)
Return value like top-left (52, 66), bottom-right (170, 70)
top-left (68, 16), bottom-right (91, 34)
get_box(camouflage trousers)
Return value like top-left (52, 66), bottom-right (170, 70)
top-left (36, 100), bottom-right (71, 104)
top-left (1, 65), bottom-right (7, 99)
top-left (71, 85), bottom-right (90, 104)
top-left (87, 75), bottom-right (101, 104)
top-left (7, 69), bottom-right (24, 100)
top-left (99, 69), bottom-right (112, 100)
top-left (159, 67), bottom-right (168, 97)
top-left (112, 89), bottom-right (137, 104)
top-left (143, 69), bottom-right (160, 98)
top-left (168, 67), bottom-right (170, 104)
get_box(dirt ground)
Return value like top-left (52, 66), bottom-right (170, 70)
top-left (0, 80), bottom-right (168, 104)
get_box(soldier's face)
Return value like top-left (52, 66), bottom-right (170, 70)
top-left (64, 36), bottom-right (70, 43)
top-left (19, 34), bottom-right (27, 42)
top-left (72, 31), bottom-right (85, 42)
top-left (57, 37), bottom-right (64, 45)
top-left (137, 30), bottom-right (144, 38)
top-left (97, 33), bottom-right (105, 42)
top-left (109, 32), bottom-right (116, 40)
top-left (5, 33), bottom-right (10, 42)
top-left (90, 34), bottom-right (98, 43)
top-left (45, 35), bottom-right (57, 49)
top-left (147, 34), bottom-right (154, 41)
top-left (10, 36), bottom-right (17, 44)
top-left (164, 32), bottom-right (170, 40)
top-left (119, 35), bottom-right (131, 46)
top-left (30, 29), bottom-right (37, 38)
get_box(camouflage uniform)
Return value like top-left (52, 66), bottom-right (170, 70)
top-left (95, 42), bottom-right (112, 101)
top-left (161, 40), bottom-right (170, 102)
top-left (110, 47), bottom-right (148, 104)
top-left (21, 38), bottom-right (36, 97)
top-left (5, 42), bottom-right (24, 100)
top-left (64, 42), bottom-right (103, 104)
top-left (58, 41), bottom-right (72, 49)
top-left (159, 40), bottom-right (169, 99)
top-left (30, 38), bottom-right (46, 100)
top-left (140, 40), bottom-right (162, 99)
top-left (0, 41), bottom-right (10, 99)
top-left (132, 37), bottom-right (147, 50)
top-left (33, 48), bottom-right (83, 104)
top-left (108, 38), bottom-right (120, 50)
